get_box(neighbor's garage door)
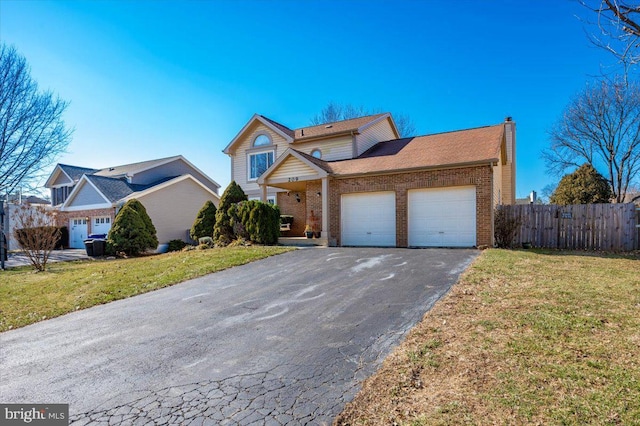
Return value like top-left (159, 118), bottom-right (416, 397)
top-left (92, 216), bottom-right (112, 236)
top-left (69, 218), bottom-right (88, 249)
top-left (408, 186), bottom-right (476, 247)
top-left (341, 192), bottom-right (396, 246)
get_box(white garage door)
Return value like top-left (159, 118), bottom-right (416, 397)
top-left (92, 216), bottom-right (112, 236)
top-left (408, 186), bottom-right (476, 247)
top-left (69, 218), bottom-right (88, 249)
top-left (341, 192), bottom-right (396, 246)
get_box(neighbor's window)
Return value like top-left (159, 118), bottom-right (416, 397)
top-left (310, 149), bottom-right (322, 159)
top-left (249, 151), bottom-right (274, 180)
top-left (253, 134), bottom-right (271, 147)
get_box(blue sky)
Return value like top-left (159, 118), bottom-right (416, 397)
top-left (0, 0), bottom-right (614, 199)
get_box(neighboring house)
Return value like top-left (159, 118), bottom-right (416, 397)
top-left (2, 195), bottom-right (52, 251)
top-left (44, 155), bottom-right (221, 249)
top-left (224, 113), bottom-right (516, 247)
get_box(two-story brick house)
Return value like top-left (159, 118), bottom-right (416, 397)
top-left (223, 113), bottom-right (516, 248)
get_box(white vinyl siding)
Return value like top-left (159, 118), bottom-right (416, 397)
top-left (137, 177), bottom-right (219, 244)
top-left (408, 187), bottom-right (476, 247)
top-left (269, 157), bottom-right (317, 180)
top-left (493, 163), bottom-right (503, 206)
top-left (355, 117), bottom-right (398, 156)
top-left (231, 123), bottom-right (287, 192)
top-left (341, 192), bottom-right (396, 246)
top-left (294, 135), bottom-right (353, 161)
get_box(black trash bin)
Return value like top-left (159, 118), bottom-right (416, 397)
top-left (92, 239), bottom-right (105, 257)
top-left (84, 239), bottom-right (94, 256)
top-left (1, 234), bottom-right (7, 261)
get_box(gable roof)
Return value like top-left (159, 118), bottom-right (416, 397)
top-left (84, 175), bottom-right (139, 203)
top-left (260, 124), bottom-right (505, 181)
top-left (224, 114), bottom-right (296, 154)
top-left (92, 155), bottom-right (179, 178)
top-left (223, 113), bottom-right (399, 154)
top-left (44, 164), bottom-right (99, 187)
top-left (46, 155), bottom-right (220, 193)
top-left (327, 124), bottom-right (505, 176)
top-left (294, 113), bottom-right (393, 141)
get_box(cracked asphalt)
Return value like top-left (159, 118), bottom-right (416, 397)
top-left (0, 247), bottom-right (478, 425)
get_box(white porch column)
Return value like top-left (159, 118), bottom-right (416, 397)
top-left (321, 177), bottom-right (329, 239)
top-left (260, 184), bottom-right (267, 202)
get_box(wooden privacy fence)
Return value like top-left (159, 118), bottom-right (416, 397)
top-left (498, 203), bottom-right (639, 251)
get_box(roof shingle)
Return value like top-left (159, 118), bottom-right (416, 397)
top-left (323, 124), bottom-right (505, 175)
top-left (293, 113), bottom-right (388, 141)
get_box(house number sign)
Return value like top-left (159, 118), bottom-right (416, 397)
top-left (288, 177), bottom-right (299, 182)
top-left (561, 212), bottom-right (572, 219)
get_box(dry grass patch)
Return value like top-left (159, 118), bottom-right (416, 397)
top-left (0, 246), bottom-right (293, 331)
top-left (335, 249), bottom-right (640, 425)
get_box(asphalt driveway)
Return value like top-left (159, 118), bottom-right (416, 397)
top-left (0, 247), bottom-right (478, 425)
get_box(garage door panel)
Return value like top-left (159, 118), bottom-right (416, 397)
top-left (342, 192), bottom-right (396, 247)
top-left (408, 187), bottom-right (476, 247)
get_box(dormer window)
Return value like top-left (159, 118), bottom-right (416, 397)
top-left (311, 149), bottom-right (322, 159)
top-left (254, 134), bottom-right (271, 147)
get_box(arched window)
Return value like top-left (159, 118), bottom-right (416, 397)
top-left (310, 149), bottom-right (322, 159)
top-left (254, 134), bottom-right (271, 147)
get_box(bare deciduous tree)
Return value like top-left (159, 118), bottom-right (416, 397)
top-left (13, 203), bottom-right (60, 271)
top-left (310, 101), bottom-right (416, 137)
top-left (544, 79), bottom-right (640, 203)
top-left (0, 44), bottom-right (72, 194)
top-left (581, 1), bottom-right (640, 79)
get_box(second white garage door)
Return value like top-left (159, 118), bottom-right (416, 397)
top-left (408, 186), bottom-right (476, 247)
top-left (342, 192), bottom-right (396, 246)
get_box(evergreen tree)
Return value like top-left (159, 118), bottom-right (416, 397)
top-left (550, 164), bottom-right (614, 205)
top-left (190, 200), bottom-right (217, 241)
top-left (108, 199), bottom-right (158, 255)
top-left (213, 181), bottom-right (247, 245)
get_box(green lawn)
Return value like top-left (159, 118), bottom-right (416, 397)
top-left (336, 249), bottom-right (640, 426)
top-left (0, 246), bottom-right (293, 332)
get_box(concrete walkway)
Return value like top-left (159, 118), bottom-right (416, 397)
top-left (2, 249), bottom-right (89, 269)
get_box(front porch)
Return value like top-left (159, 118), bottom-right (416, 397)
top-left (278, 236), bottom-right (328, 247)
top-left (257, 149), bottom-right (331, 243)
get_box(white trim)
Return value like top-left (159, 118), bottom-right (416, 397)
top-left (98, 155), bottom-right (221, 193)
top-left (63, 203), bottom-right (113, 212)
top-left (247, 149), bottom-right (275, 182)
top-left (223, 114), bottom-right (294, 154)
top-left (357, 113), bottom-right (400, 139)
top-left (257, 148), bottom-right (329, 185)
top-left (122, 174), bottom-right (220, 203)
top-left (44, 165), bottom-right (74, 188)
top-left (61, 176), bottom-right (112, 210)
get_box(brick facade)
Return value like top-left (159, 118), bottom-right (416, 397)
top-left (327, 165), bottom-right (494, 247)
top-left (55, 208), bottom-right (116, 235)
top-left (276, 191), bottom-right (307, 237)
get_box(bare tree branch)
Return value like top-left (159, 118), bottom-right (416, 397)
top-left (310, 101), bottom-right (417, 137)
top-left (544, 79), bottom-right (640, 202)
top-left (580, 1), bottom-right (640, 80)
top-left (0, 44), bottom-right (72, 194)
top-left (13, 203), bottom-right (60, 271)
